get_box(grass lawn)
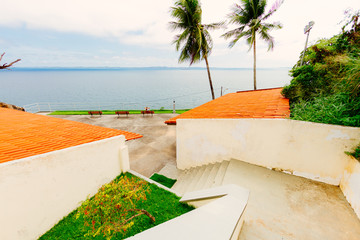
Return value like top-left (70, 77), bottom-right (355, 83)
top-left (150, 173), bottom-right (177, 188)
top-left (39, 172), bottom-right (194, 239)
top-left (49, 109), bottom-right (190, 115)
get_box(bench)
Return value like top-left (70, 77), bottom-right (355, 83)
top-left (141, 110), bottom-right (154, 116)
top-left (88, 111), bottom-right (102, 116)
top-left (115, 111), bottom-right (129, 117)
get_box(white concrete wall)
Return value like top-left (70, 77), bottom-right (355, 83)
top-left (340, 156), bottom-right (360, 219)
top-left (177, 119), bottom-right (360, 185)
top-left (0, 135), bottom-right (129, 240)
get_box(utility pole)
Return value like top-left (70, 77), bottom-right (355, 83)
top-left (300, 21), bottom-right (315, 66)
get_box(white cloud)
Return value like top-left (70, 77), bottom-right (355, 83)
top-left (1, 0), bottom-right (360, 67)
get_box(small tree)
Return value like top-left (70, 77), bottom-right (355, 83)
top-left (0, 53), bottom-right (21, 69)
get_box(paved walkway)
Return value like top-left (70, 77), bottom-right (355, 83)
top-left (223, 160), bottom-right (360, 240)
top-left (52, 114), bottom-right (177, 177)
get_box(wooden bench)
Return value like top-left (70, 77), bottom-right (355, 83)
top-left (88, 111), bottom-right (102, 116)
top-left (141, 110), bottom-right (154, 116)
top-left (115, 111), bottom-right (129, 117)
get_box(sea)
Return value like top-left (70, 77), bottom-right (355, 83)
top-left (0, 67), bottom-right (291, 112)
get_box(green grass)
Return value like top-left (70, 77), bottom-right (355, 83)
top-left (49, 109), bottom-right (190, 115)
top-left (150, 173), bottom-right (177, 188)
top-left (39, 173), bottom-right (194, 239)
top-left (290, 93), bottom-right (360, 127)
top-left (347, 144), bottom-right (360, 162)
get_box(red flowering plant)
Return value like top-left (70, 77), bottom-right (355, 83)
top-left (76, 175), bottom-right (154, 239)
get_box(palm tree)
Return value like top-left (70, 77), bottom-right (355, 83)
top-left (222, 0), bottom-right (283, 90)
top-left (170, 0), bottom-right (221, 100)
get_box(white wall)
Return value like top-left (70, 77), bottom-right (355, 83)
top-left (0, 135), bottom-right (129, 240)
top-left (177, 119), bottom-right (360, 185)
top-left (340, 156), bottom-right (360, 219)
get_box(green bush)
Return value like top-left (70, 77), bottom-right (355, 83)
top-left (282, 10), bottom-right (360, 127)
top-left (290, 93), bottom-right (360, 127)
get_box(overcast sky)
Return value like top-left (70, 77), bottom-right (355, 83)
top-left (1, 0), bottom-right (359, 68)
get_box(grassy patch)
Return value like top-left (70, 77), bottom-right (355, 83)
top-left (290, 93), bottom-right (360, 127)
top-left (347, 144), bottom-right (360, 162)
top-left (49, 109), bottom-right (190, 115)
top-left (39, 173), bottom-right (194, 240)
top-left (150, 173), bottom-right (177, 188)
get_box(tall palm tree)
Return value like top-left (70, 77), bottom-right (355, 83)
top-left (222, 0), bottom-right (283, 90)
top-left (170, 0), bottom-right (221, 100)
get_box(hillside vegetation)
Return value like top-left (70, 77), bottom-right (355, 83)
top-left (282, 10), bottom-right (360, 127)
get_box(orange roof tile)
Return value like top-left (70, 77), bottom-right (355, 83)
top-left (165, 88), bottom-right (289, 125)
top-left (0, 108), bottom-right (142, 164)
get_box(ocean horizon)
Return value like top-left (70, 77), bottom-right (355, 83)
top-left (0, 67), bottom-right (291, 111)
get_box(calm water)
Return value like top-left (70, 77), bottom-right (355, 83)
top-left (0, 68), bottom-right (291, 110)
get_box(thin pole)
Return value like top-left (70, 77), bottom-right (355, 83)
top-left (300, 31), bottom-right (310, 66)
top-left (253, 37), bottom-right (257, 90)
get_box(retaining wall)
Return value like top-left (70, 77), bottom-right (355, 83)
top-left (340, 156), bottom-right (360, 219)
top-left (177, 119), bottom-right (360, 185)
top-left (0, 135), bottom-right (129, 240)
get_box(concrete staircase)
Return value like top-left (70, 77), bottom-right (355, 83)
top-left (172, 160), bottom-right (230, 196)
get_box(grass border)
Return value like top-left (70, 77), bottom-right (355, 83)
top-left (39, 172), bottom-right (193, 240)
top-left (150, 173), bottom-right (177, 188)
top-left (48, 109), bottom-right (190, 115)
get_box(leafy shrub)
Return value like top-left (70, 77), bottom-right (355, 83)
top-left (40, 173), bottom-right (194, 240)
top-left (76, 175), bottom-right (152, 239)
top-left (290, 93), bottom-right (360, 127)
top-left (282, 10), bottom-right (360, 127)
top-left (282, 65), bottom-right (323, 102)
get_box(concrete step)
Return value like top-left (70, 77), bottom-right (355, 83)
top-left (185, 165), bottom-right (207, 193)
top-left (203, 162), bottom-right (221, 189)
top-left (192, 164), bottom-right (215, 192)
top-left (172, 168), bottom-right (195, 195)
top-left (157, 163), bottom-right (179, 180)
top-left (213, 160), bottom-right (230, 187)
top-left (177, 167), bottom-right (201, 195)
top-left (171, 161), bottom-right (231, 196)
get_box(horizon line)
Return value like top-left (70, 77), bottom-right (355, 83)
top-left (10, 66), bottom-right (291, 71)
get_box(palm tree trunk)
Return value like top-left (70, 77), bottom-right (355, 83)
top-left (204, 55), bottom-right (215, 100)
top-left (253, 37), bottom-right (257, 90)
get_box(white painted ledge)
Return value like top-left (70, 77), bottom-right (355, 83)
top-left (126, 185), bottom-right (249, 240)
top-left (180, 184), bottom-right (249, 202)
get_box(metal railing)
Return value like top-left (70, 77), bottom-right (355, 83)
top-left (23, 101), bottom-right (181, 113)
top-left (22, 88), bottom-right (225, 113)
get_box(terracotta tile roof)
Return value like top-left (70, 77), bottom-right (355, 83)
top-left (165, 88), bottom-right (289, 125)
top-left (0, 108), bottom-right (142, 164)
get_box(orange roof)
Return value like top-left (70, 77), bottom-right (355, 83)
top-left (165, 88), bottom-right (289, 125)
top-left (0, 108), bottom-right (142, 164)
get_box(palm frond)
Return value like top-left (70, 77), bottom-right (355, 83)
top-left (261, 0), bottom-right (284, 21)
top-left (229, 29), bottom-right (253, 48)
top-left (258, 25), bottom-right (274, 50)
top-left (203, 22), bottom-right (225, 30)
top-left (222, 26), bottom-right (245, 40)
top-left (172, 29), bottom-right (191, 51)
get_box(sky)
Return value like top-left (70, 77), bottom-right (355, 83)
top-left (0, 0), bottom-right (359, 68)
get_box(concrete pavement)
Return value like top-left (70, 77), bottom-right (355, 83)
top-left (51, 114), bottom-right (177, 177)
